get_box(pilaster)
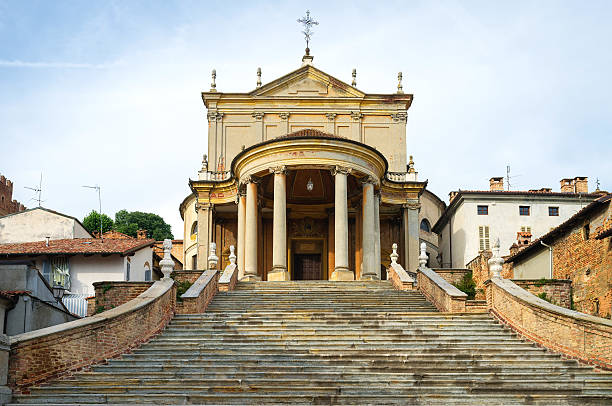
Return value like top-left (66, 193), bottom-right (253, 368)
top-left (403, 200), bottom-right (421, 272)
top-left (195, 202), bottom-right (214, 270)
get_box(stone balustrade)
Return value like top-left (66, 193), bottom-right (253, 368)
top-left (176, 270), bottom-right (218, 314)
top-left (198, 170), bottom-right (231, 181)
top-left (417, 268), bottom-right (467, 312)
top-left (387, 243), bottom-right (415, 290)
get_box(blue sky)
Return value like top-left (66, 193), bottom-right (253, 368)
top-left (1, 0), bottom-right (611, 237)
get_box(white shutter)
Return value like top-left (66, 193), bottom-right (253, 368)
top-left (479, 226), bottom-right (490, 251)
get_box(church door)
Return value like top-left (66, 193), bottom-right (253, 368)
top-left (294, 254), bottom-right (322, 280)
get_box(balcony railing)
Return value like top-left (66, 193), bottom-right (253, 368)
top-left (198, 171), bottom-right (232, 181)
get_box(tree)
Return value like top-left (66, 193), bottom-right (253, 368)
top-left (114, 210), bottom-right (174, 240)
top-left (83, 211), bottom-right (114, 236)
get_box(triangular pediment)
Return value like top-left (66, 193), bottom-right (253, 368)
top-left (250, 65), bottom-right (365, 98)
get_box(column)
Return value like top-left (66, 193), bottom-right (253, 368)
top-left (403, 200), bottom-right (421, 272)
top-left (374, 193), bottom-right (381, 279)
top-left (331, 166), bottom-right (354, 281)
top-left (269, 166), bottom-right (289, 281)
top-left (196, 202), bottom-right (213, 270)
top-left (236, 192), bottom-right (246, 279)
top-left (242, 177), bottom-right (260, 281)
top-left (361, 177), bottom-right (379, 280)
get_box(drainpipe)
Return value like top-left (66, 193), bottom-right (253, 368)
top-left (540, 241), bottom-right (553, 279)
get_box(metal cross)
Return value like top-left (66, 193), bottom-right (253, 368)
top-left (297, 10), bottom-right (319, 53)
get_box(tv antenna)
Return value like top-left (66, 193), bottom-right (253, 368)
top-left (82, 184), bottom-right (103, 240)
top-left (506, 165), bottom-right (511, 191)
top-left (24, 173), bottom-right (44, 207)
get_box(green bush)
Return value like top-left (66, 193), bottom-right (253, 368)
top-left (175, 280), bottom-right (193, 302)
top-left (537, 292), bottom-right (550, 302)
top-left (454, 271), bottom-right (476, 300)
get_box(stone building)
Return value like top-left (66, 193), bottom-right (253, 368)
top-left (0, 175), bottom-right (25, 217)
top-left (179, 54), bottom-right (446, 280)
top-left (432, 177), bottom-right (602, 268)
top-left (505, 193), bottom-right (612, 318)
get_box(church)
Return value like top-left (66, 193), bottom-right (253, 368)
top-left (179, 50), bottom-right (445, 281)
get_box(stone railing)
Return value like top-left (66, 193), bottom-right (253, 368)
top-left (198, 170), bottom-right (231, 182)
top-left (486, 277), bottom-right (612, 370)
top-left (386, 172), bottom-right (409, 182)
top-left (176, 270), bottom-right (218, 314)
top-left (89, 281), bottom-right (153, 316)
top-left (386, 243), bottom-right (415, 290)
top-left (418, 268), bottom-right (467, 312)
top-left (171, 270), bottom-right (204, 284)
top-left (8, 278), bottom-right (175, 391)
top-left (219, 245), bottom-right (239, 292)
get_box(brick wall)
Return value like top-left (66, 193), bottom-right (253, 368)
top-left (486, 277), bottom-right (612, 370)
top-left (432, 268), bottom-right (471, 285)
top-left (0, 175), bottom-right (25, 216)
top-left (551, 230), bottom-right (612, 318)
top-left (417, 268), bottom-right (466, 312)
top-left (9, 279), bottom-right (176, 392)
top-left (513, 279), bottom-right (572, 309)
top-left (176, 270), bottom-right (218, 314)
top-left (171, 270), bottom-right (203, 284)
top-left (89, 281), bottom-right (153, 316)
top-left (466, 251), bottom-right (514, 290)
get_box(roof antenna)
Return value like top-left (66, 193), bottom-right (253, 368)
top-left (24, 172), bottom-right (44, 207)
top-left (82, 184), bottom-right (103, 241)
top-left (506, 165), bottom-right (511, 191)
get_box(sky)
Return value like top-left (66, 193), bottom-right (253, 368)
top-left (1, 0), bottom-right (611, 238)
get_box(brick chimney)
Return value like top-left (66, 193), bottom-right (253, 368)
top-left (137, 229), bottom-right (148, 240)
top-left (489, 177), bottom-right (504, 191)
top-left (574, 177), bottom-right (588, 193)
top-left (560, 178), bottom-right (574, 193)
top-left (516, 231), bottom-right (532, 247)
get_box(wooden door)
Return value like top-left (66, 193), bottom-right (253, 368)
top-left (294, 254), bottom-right (322, 280)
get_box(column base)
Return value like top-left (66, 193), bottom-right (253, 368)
top-left (330, 268), bottom-right (355, 281)
top-left (360, 273), bottom-right (381, 281)
top-left (268, 268), bottom-right (290, 281)
top-left (240, 274), bottom-right (261, 282)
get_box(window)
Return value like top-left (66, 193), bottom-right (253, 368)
top-left (126, 259), bottom-right (131, 281)
top-left (583, 224), bottom-right (590, 240)
top-left (521, 226), bottom-right (532, 234)
top-left (549, 206), bottom-right (559, 216)
top-left (477, 205), bottom-right (488, 215)
top-left (519, 206), bottom-right (530, 216)
top-left (51, 257), bottom-right (70, 290)
top-left (420, 219), bottom-right (431, 232)
top-left (144, 261), bottom-right (151, 281)
top-left (190, 222), bottom-right (198, 241)
top-left (192, 255), bottom-right (197, 270)
top-left (478, 226), bottom-right (490, 251)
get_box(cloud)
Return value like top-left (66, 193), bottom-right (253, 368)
top-left (0, 60), bottom-right (120, 69)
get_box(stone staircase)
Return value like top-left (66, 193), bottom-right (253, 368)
top-left (11, 280), bottom-right (612, 404)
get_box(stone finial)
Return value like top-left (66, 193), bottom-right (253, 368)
top-left (229, 245), bottom-right (236, 265)
top-left (419, 242), bottom-right (428, 269)
top-left (397, 72), bottom-right (404, 94)
top-left (208, 242), bottom-right (219, 270)
top-left (201, 154), bottom-right (208, 171)
top-left (159, 239), bottom-right (175, 279)
top-left (351, 68), bottom-right (357, 87)
top-left (488, 238), bottom-right (503, 278)
top-left (390, 243), bottom-right (399, 264)
top-left (408, 155), bottom-right (415, 173)
top-left (210, 69), bottom-right (217, 91)
top-left (256, 67), bottom-right (262, 88)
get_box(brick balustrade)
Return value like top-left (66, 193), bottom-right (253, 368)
top-left (219, 263), bottom-right (238, 292)
top-left (88, 281), bottom-right (153, 316)
top-left (171, 270), bottom-right (203, 284)
top-left (431, 268), bottom-right (471, 285)
top-left (176, 270), bottom-right (218, 314)
top-left (417, 268), bottom-right (467, 312)
top-left (387, 262), bottom-right (415, 291)
top-left (486, 277), bottom-right (612, 370)
top-left (8, 278), bottom-right (176, 392)
top-left (513, 279), bottom-right (572, 309)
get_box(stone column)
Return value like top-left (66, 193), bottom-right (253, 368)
top-left (269, 166), bottom-right (289, 281)
top-left (242, 177), bottom-right (261, 281)
top-left (403, 200), bottom-right (421, 272)
top-left (374, 193), bottom-right (381, 279)
top-left (236, 192), bottom-right (246, 278)
top-left (361, 177), bottom-right (379, 280)
top-left (331, 166), bottom-right (354, 281)
top-left (196, 202), bottom-right (213, 270)
top-left (0, 333), bottom-right (10, 404)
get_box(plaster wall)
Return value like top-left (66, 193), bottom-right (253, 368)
top-left (514, 249), bottom-right (550, 279)
top-left (0, 208), bottom-right (90, 244)
top-left (125, 246), bottom-right (153, 282)
top-left (60, 256), bottom-right (125, 296)
top-left (182, 195), bottom-right (198, 270)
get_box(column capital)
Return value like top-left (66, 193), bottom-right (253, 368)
top-left (251, 111), bottom-right (264, 121)
top-left (325, 113), bottom-right (337, 121)
top-left (350, 111), bottom-right (363, 121)
top-left (331, 165), bottom-right (352, 176)
top-left (402, 201), bottom-right (421, 210)
top-left (195, 202), bottom-right (213, 212)
top-left (278, 112), bottom-right (290, 120)
top-left (361, 175), bottom-right (378, 186)
top-left (391, 112), bottom-right (407, 123)
top-left (269, 165), bottom-right (288, 175)
top-left (239, 175), bottom-right (261, 186)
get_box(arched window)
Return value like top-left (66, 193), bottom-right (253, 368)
top-left (144, 261), bottom-right (151, 281)
top-left (420, 219), bottom-right (431, 233)
top-left (190, 221), bottom-right (198, 240)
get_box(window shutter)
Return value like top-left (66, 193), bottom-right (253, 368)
top-left (479, 226), bottom-right (490, 251)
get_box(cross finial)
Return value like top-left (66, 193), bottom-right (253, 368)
top-left (397, 72), bottom-right (404, 94)
top-left (596, 178), bottom-right (601, 191)
top-left (210, 69), bottom-right (216, 92)
top-left (256, 67), bottom-right (262, 88)
top-left (352, 68), bottom-right (357, 87)
top-left (297, 10), bottom-right (319, 55)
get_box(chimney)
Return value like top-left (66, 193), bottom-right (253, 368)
top-left (560, 178), bottom-right (574, 193)
top-left (516, 231), bottom-right (532, 247)
top-left (137, 229), bottom-right (147, 240)
top-left (489, 177), bottom-right (504, 191)
top-left (449, 191), bottom-right (458, 202)
top-left (574, 177), bottom-right (588, 194)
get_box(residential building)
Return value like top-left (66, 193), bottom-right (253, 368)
top-left (433, 177), bottom-right (602, 268)
top-left (505, 194), bottom-right (612, 318)
top-left (0, 207), bottom-right (92, 244)
top-left (0, 175), bottom-right (25, 217)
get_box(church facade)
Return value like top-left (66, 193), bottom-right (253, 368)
top-left (180, 55), bottom-right (440, 281)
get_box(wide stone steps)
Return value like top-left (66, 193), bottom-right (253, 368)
top-left (11, 281), bottom-right (612, 405)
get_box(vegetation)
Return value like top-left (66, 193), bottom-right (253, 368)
top-left (83, 211), bottom-right (114, 235)
top-left (455, 271), bottom-right (476, 300)
top-left (175, 280), bottom-right (193, 302)
top-left (534, 278), bottom-right (552, 287)
top-left (94, 305), bottom-right (106, 314)
top-left (114, 210), bottom-right (174, 240)
top-left (537, 292), bottom-right (550, 303)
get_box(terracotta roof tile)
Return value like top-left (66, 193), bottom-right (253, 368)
top-left (0, 238), bottom-right (155, 256)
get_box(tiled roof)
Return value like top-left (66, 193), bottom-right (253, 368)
top-left (0, 238), bottom-right (155, 256)
top-left (0, 290), bottom-right (28, 302)
top-left (505, 194), bottom-right (612, 263)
